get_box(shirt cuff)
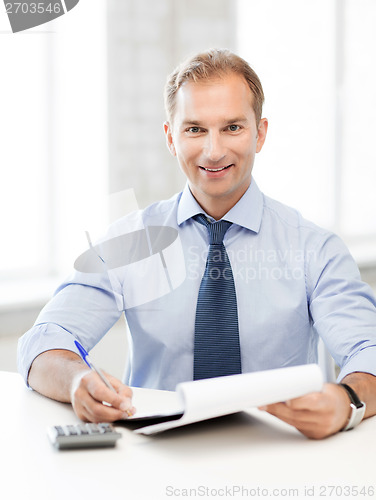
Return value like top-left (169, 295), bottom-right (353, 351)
top-left (337, 346), bottom-right (376, 382)
top-left (17, 323), bottom-right (80, 387)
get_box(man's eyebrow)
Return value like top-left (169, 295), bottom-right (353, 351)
top-left (181, 120), bottom-right (202, 127)
top-left (225, 117), bottom-right (249, 124)
top-left (181, 117), bottom-right (249, 127)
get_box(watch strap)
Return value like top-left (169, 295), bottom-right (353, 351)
top-left (339, 383), bottom-right (366, 431)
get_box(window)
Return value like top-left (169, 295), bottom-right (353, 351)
top-left (0, 32), bottom-right (50, 279)
top-left (0, 2), bottom-right (108, 306)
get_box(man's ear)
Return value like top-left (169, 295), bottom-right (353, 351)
top-left (163, 121), bottom-right (176, 156)
top-left (256, 118), bottom-right (268, 153)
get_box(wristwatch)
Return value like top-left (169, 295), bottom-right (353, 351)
top-left (339, 383), bottom-right (366, 431)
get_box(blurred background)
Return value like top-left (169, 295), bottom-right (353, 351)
top-left (1, 0), bottom-right (375, 376)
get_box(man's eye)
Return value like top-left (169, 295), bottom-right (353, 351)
top-left (228, 124), bottom-right (240, 132)
top-left (188, 127), bottom-right (201, 133)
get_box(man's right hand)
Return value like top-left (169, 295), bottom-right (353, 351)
top-left (70, 369), bottom-right (135, 422)
top-left (28, 349), bottom-right (135, 422)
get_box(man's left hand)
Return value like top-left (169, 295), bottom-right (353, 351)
top-left (259, 383), bottom-right (351, 439)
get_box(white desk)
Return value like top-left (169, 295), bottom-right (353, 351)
top-left (1, 371), bottom-right (375, 500)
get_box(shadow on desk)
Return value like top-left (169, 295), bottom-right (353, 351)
top-left (118, 410), bottom-right (304, 456)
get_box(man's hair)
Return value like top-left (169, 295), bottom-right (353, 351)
top-left (164, 48), bottom-right (264, 125)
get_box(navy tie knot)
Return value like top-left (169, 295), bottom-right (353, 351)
top-left (194, 214), bottom-right (232, 245)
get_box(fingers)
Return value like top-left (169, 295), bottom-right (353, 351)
top-left (260, 402), bottom-right (323, 434)
top-left (259, 383), bottom-right (351, 439)
top-left (285, 391), bottom-right (324, 411)
top-left (87, 371), bottom-right (134, 410)
top-left (71, 370), bottom-right (136, 423)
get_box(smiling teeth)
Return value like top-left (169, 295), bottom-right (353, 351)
top-left (203, 165), bottom-right (231, 172)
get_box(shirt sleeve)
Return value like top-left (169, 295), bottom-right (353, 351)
top-left (17, 268), bottom-right (122, 386)
top-left (307, 232), bottom-right (376, 381)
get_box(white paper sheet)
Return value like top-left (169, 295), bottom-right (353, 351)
top-left (130, 364), bottom-right (323, 435)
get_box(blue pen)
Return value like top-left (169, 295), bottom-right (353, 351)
top-left (74, 340), bottom-right (116, 392)
top-left (74, 340), bottom-right (133, 416)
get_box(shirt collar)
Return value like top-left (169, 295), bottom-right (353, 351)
top-left (177, 178), bottom-right (263, 233)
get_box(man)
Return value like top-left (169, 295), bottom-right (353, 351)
top-left (18, 48), bottom-right (376, 439)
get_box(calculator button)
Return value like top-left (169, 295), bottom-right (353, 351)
top-left (87, 424), bottom-right (100, 433)
top-left (99, 423), bottom-right (110, 429)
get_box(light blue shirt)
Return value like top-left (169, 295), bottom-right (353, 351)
top-left (18, 180), bottom-right (376, 390)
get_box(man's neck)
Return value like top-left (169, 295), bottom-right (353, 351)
top-left (190, 184), bottom-right (251, 220)
top-left (198, 200), bottom-right (234, 221)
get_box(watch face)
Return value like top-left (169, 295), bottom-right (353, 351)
top-left (344, 402), bottom-right (366, 431)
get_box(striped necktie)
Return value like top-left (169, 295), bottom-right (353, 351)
top-left (193, 214), bottom-right (242, 380)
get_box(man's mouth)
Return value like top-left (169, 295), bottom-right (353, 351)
top-left (199, 164), bottom-right (234, 172)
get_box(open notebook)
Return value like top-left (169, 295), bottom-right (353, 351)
top-left (126, 364), bottom-right (323, 435)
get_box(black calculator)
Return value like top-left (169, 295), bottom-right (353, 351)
top-left (47, 423), bottom-right (122, 449)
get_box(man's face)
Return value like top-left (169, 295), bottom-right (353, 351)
top-left (164, 72), bottom-right (268, 218)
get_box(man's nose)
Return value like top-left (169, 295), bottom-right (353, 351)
top-left (203, 131), bottom-right (226, 162)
